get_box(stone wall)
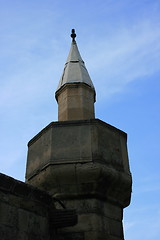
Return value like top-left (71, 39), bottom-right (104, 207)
top-left (0, 173), bottom-right (55, 240)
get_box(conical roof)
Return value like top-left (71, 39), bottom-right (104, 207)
top-left (56, 33), bottom-right (95, 93)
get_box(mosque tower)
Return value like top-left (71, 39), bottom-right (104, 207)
top-left (25, 29), bottom-right (132, 240)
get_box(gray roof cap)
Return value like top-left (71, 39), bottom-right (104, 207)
top-left (56, 39), bottom-right (95, 92)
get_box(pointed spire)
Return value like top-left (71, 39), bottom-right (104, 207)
top-left (56, 29), bottom-right (95, 94)
top-left (55, 29), bottom-right (96, 121)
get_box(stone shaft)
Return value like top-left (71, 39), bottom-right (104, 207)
top-left (56, 83), bottom-right (95, 121)
top-left (26, 119), bottom-right (132, 240)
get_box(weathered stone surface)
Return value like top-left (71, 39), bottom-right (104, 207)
top-left (58, 231), bottom-right (84, 240)
top-left (0, 173), bottom-right (53, 240)
top-left (108, 219), bottom-right (124, 238)
top-left (0, 173), bottom-right (77, 240)
top-left (0, 202), bottom-right (17, 227)
top-left (84, 231), bottom-right (123, 240)
top-left (60, 199), bottom-right (123, 221)
top-left (26, 119), bottom-right (131, 180)
top-left (56, 83), bottom-right (95, 121)
top-left (0, 225), bottom-right (18, 240)
top-left (25, 118), bottom-right (131, 240)
top-left (60, 194), bottom-right (126, 239)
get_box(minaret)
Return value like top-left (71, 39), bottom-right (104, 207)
top-left (55, 29), bottom-right (96, 121)
top-left (25, 30), bottom-right (132, 240)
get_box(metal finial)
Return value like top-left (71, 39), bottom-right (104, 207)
top-left (71, 29), bottom-right (76, 42)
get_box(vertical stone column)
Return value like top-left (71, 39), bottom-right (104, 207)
top-left (25, 119), bottom-right (132, 240)
top-left (56, 83), bottom-right (95, 121)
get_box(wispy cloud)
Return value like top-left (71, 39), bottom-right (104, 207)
top-left (84, 19), bottom-right (160, 99)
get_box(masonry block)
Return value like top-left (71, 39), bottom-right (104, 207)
top-left (25, 118), bottom-right (132, 240)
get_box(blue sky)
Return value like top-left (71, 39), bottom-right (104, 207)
top-left (0, 0), bottom-right (160, 239)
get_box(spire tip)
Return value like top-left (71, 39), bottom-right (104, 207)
top-left (71, 29), bottom-right (76, 42)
